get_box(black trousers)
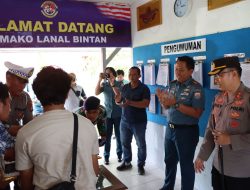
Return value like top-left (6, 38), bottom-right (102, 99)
top-left (0, 185), bottom-right (10, 190)
top-left (212, 167), bottom-right (250, 190)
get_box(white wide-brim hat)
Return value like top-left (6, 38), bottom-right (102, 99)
top-left (4, 61), bottom-right (34, 81)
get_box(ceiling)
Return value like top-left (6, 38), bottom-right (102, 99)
top-left (76, 0), bottom-right (137, 5)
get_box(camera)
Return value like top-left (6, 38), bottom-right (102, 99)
top-left (101, 73), bottom-right (110, 79)
top-left (104, 73), bottom-right (110, 79)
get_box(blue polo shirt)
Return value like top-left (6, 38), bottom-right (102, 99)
top-left (167, 77), bottom-right (205, 125)
top-left (121, 81), bottom-right (150, 123)
top-left (101, 80), bottom-right (122, 118)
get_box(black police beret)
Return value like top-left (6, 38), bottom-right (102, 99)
top-left (208, 56), bottom-right (241, 76)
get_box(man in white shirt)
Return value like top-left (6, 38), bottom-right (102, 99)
top-left (15, 66), bottom-right (99, 190)
top-left (65, 73), bottom-right (87, 112)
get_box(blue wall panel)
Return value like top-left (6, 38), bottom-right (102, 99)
top-left (133, 27), bottom-right (250, 136)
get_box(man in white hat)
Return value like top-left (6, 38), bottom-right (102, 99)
top-left (4, 61), bottom-right (34, 136)
top-left (3, 61), bottom-right (34, 190)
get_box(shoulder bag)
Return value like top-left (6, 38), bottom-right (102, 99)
top-left (48, 113), bottom-right (78, 190)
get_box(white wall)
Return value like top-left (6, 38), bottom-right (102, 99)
top-left (194, 137), bottom-right (215, 190)
top-left (132, 1), bottom-right (250, 189)
top-left (131, 0), bottom-right (250, 47)
top-left (145, 121), bottom-right (165, 169)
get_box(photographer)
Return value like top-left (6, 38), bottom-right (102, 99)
top-left (95, 67), bottom-right (123, 165)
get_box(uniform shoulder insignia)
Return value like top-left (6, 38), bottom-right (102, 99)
top-left (191, 80), bottom-right (202, 88)
top-left (192, 79), bottom-right (202, 85)
top-left (192, 79), bottom-right (198, 84)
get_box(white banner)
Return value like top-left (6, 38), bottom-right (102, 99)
top-left (161, 38), bottom-right (206, 55)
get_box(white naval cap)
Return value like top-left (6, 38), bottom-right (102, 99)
top-left (4, 61), bottom-right (34, 81)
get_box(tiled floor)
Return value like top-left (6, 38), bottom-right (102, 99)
top-left (9, 137), bottom-right (183, 190)
top-left (99, 137), bottom-right (182, 190)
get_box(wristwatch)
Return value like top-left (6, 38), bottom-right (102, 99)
top-left (174, 102), bottom-right (180, 109)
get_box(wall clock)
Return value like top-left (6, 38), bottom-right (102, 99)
top-left (174, 0), bottom-right (191, 17)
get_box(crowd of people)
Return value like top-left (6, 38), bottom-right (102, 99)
top-left (0, 55), bottom-right (249, 190)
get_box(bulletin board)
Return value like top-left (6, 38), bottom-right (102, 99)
top-left (133, 27), bottom-right (250, 136)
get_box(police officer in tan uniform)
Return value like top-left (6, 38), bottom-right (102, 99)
top-left (4, 62), bottom-right (34, 135)
top-left (194, 57), bottom-right (250, 190)
top-left (3, 62), bottom-right (34, 190)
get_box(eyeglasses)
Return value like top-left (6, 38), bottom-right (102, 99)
top-left (215, 69), bottom-right (235, 78)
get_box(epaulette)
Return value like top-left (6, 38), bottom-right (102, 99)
top-left (192, 80), bottom-right (198, 84)
top-left (192, 79), bottom-right (202, 87)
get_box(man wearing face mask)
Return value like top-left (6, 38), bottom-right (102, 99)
top-left (95, 67), bottom-right (123, 165)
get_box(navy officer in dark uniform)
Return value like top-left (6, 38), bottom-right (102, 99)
top-left (157, 56), bottom-right (205, 190)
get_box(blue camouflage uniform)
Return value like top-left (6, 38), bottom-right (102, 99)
top-left (163, 77), bottom-right (205, 190)
top-left (75, 105), bottom-right (107, 138)
top-left (0, 122), bottom-right (15, 156)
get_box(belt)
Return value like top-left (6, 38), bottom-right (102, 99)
top-left (168, 123), bottom-right (197, 129)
